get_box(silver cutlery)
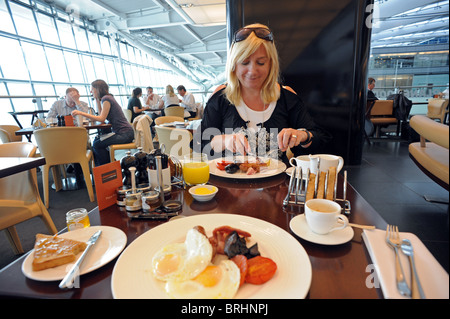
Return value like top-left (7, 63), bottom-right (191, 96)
top-left (385, 225), bottom-right (411, 297)
top-left (337, 220), bottom-right (375, 229)
top-left (59, 230), bottom-right (102, 289)
top-left (401, 239), bottom-right (426, 299)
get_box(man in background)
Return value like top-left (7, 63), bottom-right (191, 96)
top-left (367, 77), bottom-right (378, 101)
top-left (47, 87), bottom-right (89, 126)
top-left (177, 85), bottom-right (196, 118)
top-left (47, 87), bottom-right (89, 181)
top-left (143, 86), bottom-right (161, 108)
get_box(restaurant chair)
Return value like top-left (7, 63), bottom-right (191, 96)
top-left (0, 142), bottom-right (57, 254)
top-left (154, 126), bottom-right (192, 159)
top-left (154, 116), bottom-right (184, 126)
top-left (193, 103), bottom-right (204, 119)
top-left (163, 106), bottom-right (185, 118)
top-left (122, 108), bottom-right (132, 123)
top-left (108, 114), bottom-right (154, 162)
top-left (369, 100), bottom-right (399, 138)
top-left (426, 98), bottom-right (449, 124)
top-left (34, 127), bottom-right (95, 208)
top-left (0, 125), bottom-right (22, 143)
top-left (409, 115), bottom-right (449, 203)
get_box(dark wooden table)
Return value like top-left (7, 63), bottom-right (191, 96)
top-left (0, 172), bottom-right (387, 299)
top-left (0, 157), bottom-right (46, 178)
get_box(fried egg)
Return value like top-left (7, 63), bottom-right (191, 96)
top-left (165, 260), bottom-right (240, 299)
top-left (152, 228), bottom-right (213, 282)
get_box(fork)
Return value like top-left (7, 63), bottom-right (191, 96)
top-left (385, 225), bottom-right (411, 297)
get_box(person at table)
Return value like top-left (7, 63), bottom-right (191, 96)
top-left (143, 86), bottom-right (161, 109)
top-left (367, 77), bottom-right (378, 101)
top-left (72, 79), bottom-right (134, 166)
top-left (47, 87), bottom-right (89, 126)
top-left (159, 85), bottom-right (180, 108)
top-left (158, 85), bottom-right (180, 116)
top-left (143, 86), bottom-right (163, 122)
top-left (127, 87), bottom-right (150, 123)
top-left (200, 23), bottom-right (330, 164)
top-left (177, 85), bottom-right (196, 118)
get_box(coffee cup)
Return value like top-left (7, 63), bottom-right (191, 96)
top-left (305, 199), bottom-right (348, 235)
top-left (309, 154), bottom-right (344, 175)
top-left (289, 155), bottom-right (311, 178)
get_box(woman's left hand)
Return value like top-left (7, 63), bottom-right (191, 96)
top-left (277, 128), bottom-right (307, 152)
top-left (71, 110), bottom-right (81, 116)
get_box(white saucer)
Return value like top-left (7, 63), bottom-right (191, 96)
top-left (289, 214), bottom-right (354, 245)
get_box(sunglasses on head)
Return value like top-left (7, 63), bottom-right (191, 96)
top-left (233, 27), bottom-right (274, 43)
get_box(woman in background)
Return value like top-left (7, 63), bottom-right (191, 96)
top-left (72, 79), bottom-right (134, 166)
top-left (159, 85), bottom-right (180, 108)
top-left (128, 87), bottom-right (149, 123)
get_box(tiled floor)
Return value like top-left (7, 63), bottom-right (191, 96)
top-left (346, 139), bottom-right (449, 272)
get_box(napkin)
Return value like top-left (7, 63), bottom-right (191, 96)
top-left (33, 118), bottom-right (47, 129)
top-left (362, 229), bottom-right (449, 299)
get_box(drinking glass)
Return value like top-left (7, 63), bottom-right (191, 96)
top-left (183, 153), bottom-right (209, 186)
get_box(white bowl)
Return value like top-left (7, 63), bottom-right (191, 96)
top-left (188, 185), bottom-right (218, 202)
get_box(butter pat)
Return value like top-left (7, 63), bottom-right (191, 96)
top-left (194, 187), bottom-right (215, 195)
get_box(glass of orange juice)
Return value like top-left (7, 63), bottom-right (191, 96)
top-left (183, 153), bottom-right (210, 186)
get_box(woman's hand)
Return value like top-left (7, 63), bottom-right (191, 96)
top-left (71, 110), bottom-right (82, 116)
top-left (225, 133), bottom-right (250, 155)
top-left (277, 128), bottom-right (311, 152)
top-left (212, 133), bottom-right (250, 155)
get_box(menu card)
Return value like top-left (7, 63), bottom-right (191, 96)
top-left (64, 115), bottom-right (74, 126)
top-left (93, 160), bottom-right (123, 210)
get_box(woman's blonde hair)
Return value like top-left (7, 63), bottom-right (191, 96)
top-left (166, 85), bottom-right (176, 97)
top-left (224, 23), bottom-right (280, 106)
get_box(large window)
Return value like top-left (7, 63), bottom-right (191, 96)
top-left (0, 0), bottom-right (202, 127)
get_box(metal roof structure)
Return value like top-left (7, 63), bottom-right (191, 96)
top-left (46, 0), bottom-right (448, 89)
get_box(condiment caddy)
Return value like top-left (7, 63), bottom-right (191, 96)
top-left (116, 147), bottom-right (183, 219)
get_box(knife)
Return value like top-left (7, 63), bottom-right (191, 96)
top-left (59, 230), bottom-right (102, 289)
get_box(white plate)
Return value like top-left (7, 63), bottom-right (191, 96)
top-left (209, 156), bottom-right (286, 179)
top-left (111, 214), bottom-right (312, 299)
top-left (22, 226), bottom-right (127, 281)
top-left (285, 166), bottom-right (308, 179)
top-left (289, 214), bottom-right (354, 245)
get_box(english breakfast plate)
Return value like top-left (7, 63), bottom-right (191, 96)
top-left (111, 214), bottom-right (312, 299)
top-left (209, 156), bottom-right (286, 179)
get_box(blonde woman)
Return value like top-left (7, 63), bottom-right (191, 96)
top-left (201, 23), bottom-right (330, 163)
top-left (159, 85), bottom-right (180, 108)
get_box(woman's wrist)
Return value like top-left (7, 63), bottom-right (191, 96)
top-left (297, 129), bottom-right (313, 146)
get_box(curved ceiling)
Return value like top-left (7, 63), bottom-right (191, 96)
top-left (371, 0), bottom-right (449, 47)
top-left (47, 0), bottom-right (448, 88)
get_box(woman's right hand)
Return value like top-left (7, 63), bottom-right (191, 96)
top-left (223, 133), bottom-right (251, 155)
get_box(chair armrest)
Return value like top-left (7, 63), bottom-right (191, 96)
top-left (410, 115), bottom-right (449, 149)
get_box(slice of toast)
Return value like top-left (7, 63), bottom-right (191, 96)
top-left (326, 167), bottom-right (337, 200)
top-left (32, 234), bottom-right (87, 271)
